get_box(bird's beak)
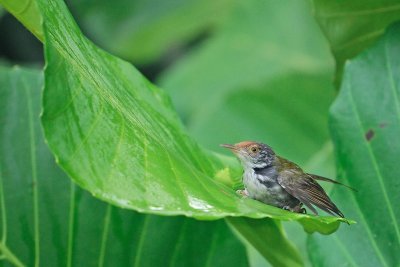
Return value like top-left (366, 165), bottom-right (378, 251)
top-left (220, 144), bottom-right (238, 152)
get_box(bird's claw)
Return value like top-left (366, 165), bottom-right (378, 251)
top-left (236, 189), bottom-right (249, 198)
top-left (293, 203), bottom-right (307, 214)
top-left (283, 204), bottom-right (307, 214)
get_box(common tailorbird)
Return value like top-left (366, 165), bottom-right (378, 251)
top-left (221, 141), bottom-right (355, 217)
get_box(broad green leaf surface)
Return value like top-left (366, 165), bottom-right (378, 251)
top-left (38, 0), bottom-right (349, 231)
top-left (246, 246), bottom-right (271, 267)
top-left (228, 218), bottom-right (303, 267)
top-left (0, 0), bottom-right (43, 41)
top-left (308, 23), bottom-right (400, 266)
top-left (312, 0), bottom-right (400, 85)
top-left (0, 66), bottom-right (249, 267)
top-left (68, 0), bottom-right (233, 65)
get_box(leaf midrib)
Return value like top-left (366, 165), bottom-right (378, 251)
top-left (0, 165), bottom-right (25, 267)
top-left (24, 75), bottom-right (40, 267)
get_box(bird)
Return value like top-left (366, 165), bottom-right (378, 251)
top-left (221, 141), bottom-right (356, 217)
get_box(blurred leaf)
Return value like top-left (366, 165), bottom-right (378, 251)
top-left (68, 0), bottom-right (233, 64)
top-left (0, 66), bottom-right (249, 267)
top-left (159, 0), bottom-right (333, 121)
top-left (159, 0), bottom-right (336, 170)
top-left (308, 23), bottom-right (400, 266)
top-left (312, 0), bottom-right (400, 85)
top-left (0, 0), bottom-right (43, 41)
top-left (183, 73), bottom-right (335, 168)
top-left (228, 218), bottom-right (303, 267)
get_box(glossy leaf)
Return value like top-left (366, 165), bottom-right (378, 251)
top-left (312, 0), bottom-right (400, 85)
top-left (0, 66), bottom-right (249, 267)
top-left (68, 0), bottom-right (233, 64)
top-left (308, 23), bottom-right (400, 266)
top-left (38, 0), bottom-right (350, 232)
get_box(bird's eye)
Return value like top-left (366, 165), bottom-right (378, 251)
top-left (250, 146), bottom-right (258, 153)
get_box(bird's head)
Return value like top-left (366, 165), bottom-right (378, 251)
top-left (221, 141), bottom-right (275, 169)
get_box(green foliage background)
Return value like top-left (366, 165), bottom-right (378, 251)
top-left (0, 0), bottom-right (399, 266)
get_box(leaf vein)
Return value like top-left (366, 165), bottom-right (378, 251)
top-left (98, 205), bottom-right (112, 267)
top-left (133, 216), bottom-right (150, 267)
top-left (332, 234), bottom-right (358, 266)
top-left (168, 220), bottom-right (188, 267)
top-left (65, 102), bottom-right (105, 163)
top-left (66, 182), bottom-right (76, 267)
top-left (0, 167), bottom-right (7, 244)
top-left (24, 77), bottom-right (40, 267)
top-left (204, 224), bottom-right (219, 267)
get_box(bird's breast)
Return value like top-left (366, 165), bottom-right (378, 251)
top-left (243, 170), bottom-right (296, 207)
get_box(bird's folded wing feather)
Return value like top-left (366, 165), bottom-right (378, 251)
top-left (308, 174), bottom-right (357, 192)
top-left (276, 157), bottom-right (344, 218)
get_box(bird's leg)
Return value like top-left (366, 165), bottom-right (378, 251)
top-left (292, 203), bottom-right (307, 214)
top-left (283, 203), bottom-right (307, 214)
top-left (236, 188), bottom-right (249, 198)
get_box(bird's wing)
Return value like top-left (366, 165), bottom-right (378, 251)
top-left (276, 157), bottom-right (344, 218)
top-left (307, 174), bottom-right (357, 192)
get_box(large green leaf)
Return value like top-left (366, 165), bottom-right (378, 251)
top-left (178, 73), bottom-right (335, 168)
top-left (308, 23), bottom-right (400, 266)
top-left (160, 0), bottom-right (334, 118)
top-left (0, 66), bottom-right (249, 267)
top-left (159, 0), bottom-right (335, 168)
top-left (38, 0), bottom-right (349, 227)
top-left (228, 218), bottom-right (303, 267)
top-left (312, 0), bottom-right (400, 85)
top-left (68, 0), bottom-right (233, 65)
